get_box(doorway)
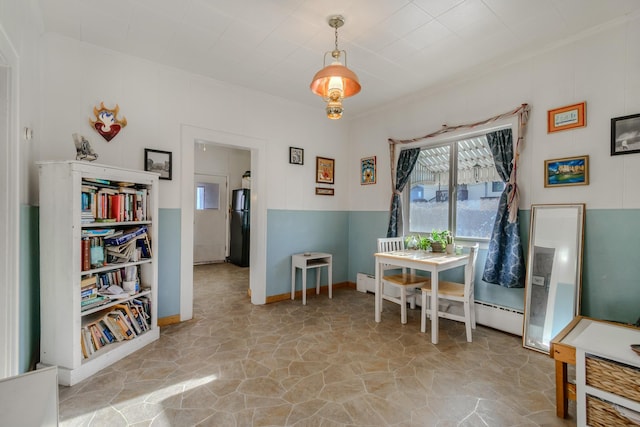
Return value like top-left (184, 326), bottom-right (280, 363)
top-left (193, 174), bottom-right (228, 264)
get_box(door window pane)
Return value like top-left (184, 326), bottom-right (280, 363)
top-left (196, 182), bottom-right (219, 210)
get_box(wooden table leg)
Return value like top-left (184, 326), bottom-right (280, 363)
top-left (555, 360), bottom-right (568, 418)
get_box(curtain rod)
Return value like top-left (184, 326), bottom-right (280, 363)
top-left (388, 103), bottom-right (529, 145)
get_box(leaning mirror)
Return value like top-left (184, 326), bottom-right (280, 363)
top-left (523, 203), bottom-right (585, 353)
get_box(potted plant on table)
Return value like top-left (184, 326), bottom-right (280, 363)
top-left (430, 229), bottom-right (452, 253)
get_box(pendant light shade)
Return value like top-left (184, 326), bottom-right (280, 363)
top-left (310, 15), bottom-right (361, 120)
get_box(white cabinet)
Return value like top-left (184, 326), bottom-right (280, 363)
top-left (573, 321), bottom-right (640, 426)
top-left (37, 161), bottom-right (160, 386)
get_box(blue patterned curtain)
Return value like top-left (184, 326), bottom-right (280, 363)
top-left (387, 148), bottom-right (420, 237)
top-left (482, 129), bottom-right (525, 288)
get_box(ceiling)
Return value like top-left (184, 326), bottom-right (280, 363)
top-left (37, 0), bottom-right (640, 119)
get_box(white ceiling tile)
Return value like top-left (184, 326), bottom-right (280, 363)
top-left (403, 19), bottom-right (456, 50)
top-left (378, 37), bottom-right (421, 62)
top-left (412, 0), bottom-right (466, 18)
top-left (437, 0), bottom-right (505, 38)
top-left (382, 3), bottom-right (434, 38)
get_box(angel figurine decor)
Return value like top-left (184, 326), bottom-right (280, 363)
top-left (73, 133), bottom-right (98, 161)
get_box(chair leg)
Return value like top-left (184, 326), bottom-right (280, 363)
top-left (470, 298), bottom-right (477, 329)
top-left (463, 301), bottom-right (472, 342)
top-left (409, 291), bottom-right (416, 310)
top-left (400, 289), bottom-right (407, 324)
top-left (420, 291), bottom-right (427, 333)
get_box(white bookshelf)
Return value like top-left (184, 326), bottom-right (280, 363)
top-left (37, 161), bottom-right (160, 386)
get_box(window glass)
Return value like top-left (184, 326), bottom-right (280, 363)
top-left (195, 182), bottom-right (219, 210)
top-left (408, 133), bottom-right (504, 239)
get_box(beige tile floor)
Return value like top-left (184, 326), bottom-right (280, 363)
top-left (59, 263), bottom-right (576, 426)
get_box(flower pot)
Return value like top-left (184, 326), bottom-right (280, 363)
top-left (431, 242), bottom-right (446, 253)
top-left (446, 243), bottom-right (455, 254)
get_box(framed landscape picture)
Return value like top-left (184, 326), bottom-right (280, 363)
top-left (360, 156), bottom-right (376, 185)
top-left (544, 155), bottom-right (589, 188)
top-left (144, 148), bottom-right (172, 180)
top-left (316, 156), bottom-right (334, 184)
top-left (611, 113), bottom-right (640, 156)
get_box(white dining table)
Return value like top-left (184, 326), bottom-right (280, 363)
top-left (374, 250), bottom-right (470, 344)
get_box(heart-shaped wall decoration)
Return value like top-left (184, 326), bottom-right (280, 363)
top-left (90, 102), bottom-right (127, 142)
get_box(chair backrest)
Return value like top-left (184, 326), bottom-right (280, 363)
top-left (464, 243), bottom-right (480, 297)
top-left (377, 237), bottom-right (404, 253)
top-left (377, 237), bottom-right (406, 274)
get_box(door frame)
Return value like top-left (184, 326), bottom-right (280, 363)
top-left (180, 126), bottom-right (267, 321)
top-left (0, 28), bottom-right (20, 378)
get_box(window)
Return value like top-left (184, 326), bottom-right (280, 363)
top-left (407, 133), bottom-right (504, 239)
top-left (195, 182), bottom-right (220, 210)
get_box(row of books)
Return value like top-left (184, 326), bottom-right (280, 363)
top-left (81, 298), bottom-right (151, 358)
top-left (81, 226), bottom-right (152, 271)
top-left (81, 181), bottom-right (150, 223)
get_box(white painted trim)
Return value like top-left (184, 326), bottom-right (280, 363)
top-left (180, 125), bottom-right (267, 320)
top-left (0, 25), bottom-right (21, 378)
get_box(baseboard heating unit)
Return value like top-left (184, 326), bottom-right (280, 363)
top-left (474, 301), bottom-right (523, 336)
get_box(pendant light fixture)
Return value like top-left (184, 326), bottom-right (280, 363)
top-left (310, 15), bottom-right (361, 120)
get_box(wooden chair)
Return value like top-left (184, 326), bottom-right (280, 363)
top-left (377, 237), bottom-right (430, 324)
top-left (420, 243), bottom-right (479, 341)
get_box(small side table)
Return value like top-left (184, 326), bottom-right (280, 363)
top-left (291, 252), bottom-right (332, 305)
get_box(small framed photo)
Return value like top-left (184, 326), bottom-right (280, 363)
top-left (315, 187), bottom-right (334, 196)
top-left (316, 156), bottom-right (335, 184)
top-left (544, 155), bottom-right (589, 187)
top-left (289, 146), bottom-right (304, 165)
top-left (611, 113), bottom-right (640, 156)
top-left (547, 102), bottom-right (586, 133)
top-left (144, 148), bottom-right (172, 180)
top-left (360, 156), bottom-right (376, 185)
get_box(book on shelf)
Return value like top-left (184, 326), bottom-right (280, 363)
top-left (81, 238), bottom-right (91, 271)
top-left (114, 304), bottom-right (142, 335)
top-left (107, 311), bottom-right (135, 340)
top-left (80, 295), bottom-right (108, 311)
top-left (102, 315), bottom-right (125, 342)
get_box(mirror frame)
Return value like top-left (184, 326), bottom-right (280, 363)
top-left (522, 203), bottom-right (585, 353)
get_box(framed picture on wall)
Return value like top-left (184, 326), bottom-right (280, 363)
top-left (316, 156), bottom-right (334, 184)
top-left (315, 187), bottom-right (334, 196)
top-left (611, 113), bottom-right (640, 155)
top-left (544, 155), bottom-right (589, 187)
top-left (289, 147), bottom-right (304, 165)
top-left (144, 148), bottom-right (172, 180)
top-left (360, 156), bottom-right (376, 185)
top-left (547, 102), bottom-right (586, 133)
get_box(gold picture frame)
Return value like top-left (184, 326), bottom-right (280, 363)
top-left (544, 155), bottom-right (589, 187)
top-left (316, 156), bottom-right (334, 184)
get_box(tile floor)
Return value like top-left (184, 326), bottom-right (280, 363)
top-left (59, 263), bottom-right (576, 426)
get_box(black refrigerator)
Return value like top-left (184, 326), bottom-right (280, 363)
top-left (229, 189), bottom-right (250, 267)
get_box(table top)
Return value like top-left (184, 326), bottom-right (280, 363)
top-left (292, 252), bottom-right (332, 261)
top-left (374, 250), bottom-right (468, 266)
top-left (552, 316), bottom-right (640, 366)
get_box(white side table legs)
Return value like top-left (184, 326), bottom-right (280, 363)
top-left (291, 252), bottom-right (332, 305)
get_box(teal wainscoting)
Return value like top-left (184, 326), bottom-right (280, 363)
top-left (347, 211), bottom-right (390, 281)
top-left (581, 209), bottom-right (640, 324)
top-left (267, 210), bottom-right (349, 297)
top-left (158, 209), bottom-right (181, 318)
top-left (19, 205), bottom-right (40, 373)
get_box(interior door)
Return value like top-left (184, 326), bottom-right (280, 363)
top-left (193, 174), bottom-right (228, 264)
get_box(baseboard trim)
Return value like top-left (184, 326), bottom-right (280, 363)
top-left (265, 282), bottom-right (354, 304)
top-left (157, 315), bottom-right (181, 327)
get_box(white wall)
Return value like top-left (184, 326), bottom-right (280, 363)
top-left (348, 15), bottom-right (640, 212)
top-left (34, 33), bottom-right (350, 212)
top-left (194, 143), bottom-right (250, 191)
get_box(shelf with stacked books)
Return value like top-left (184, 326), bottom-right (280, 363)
top-left (37, 161), bottom-right (160, 386)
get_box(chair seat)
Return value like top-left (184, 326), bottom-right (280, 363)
top-left (421, 280), bottom-right (464, 298)
top-left (383, 273), bottom-right (430, 287)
